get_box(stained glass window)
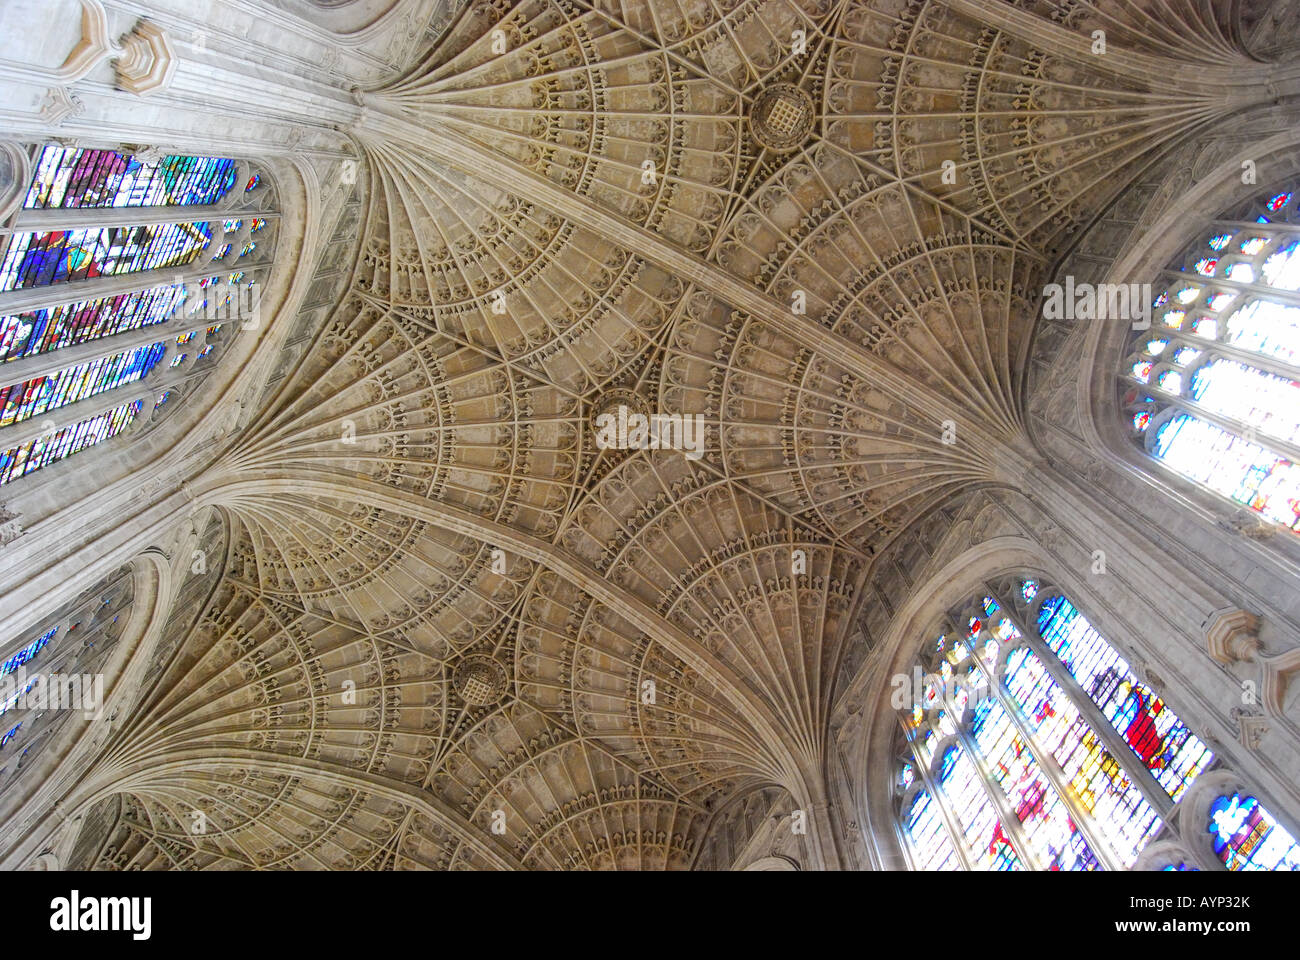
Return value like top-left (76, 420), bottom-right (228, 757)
top-left (0, 398), bottom-right (142, 486)
top-left (1036, 595), bottom-right (1213, 802)
top-left (0, 222), bottom-right (213, 291)
top-left (0, 145), bottom-right (270, 488)
top-left (1125, 185), bottom-right (1300, 534)
top-left (0, 627), bottom-right (55, 676)
top-left (23, 147), bottom-right (237, 209)
top-left (892, 579), bottom-right (1291, 872)
top-left (0, 342), bottom-right (166, 427)
top-left (1002, 646), bottom-right (1163, 866)
top-left (939, 745), bottom-right (1022, 869)
top-left (904, 790), bottom-right (960, 870)
top-left (0, 285), bottom-right (185, 363)
top-left (969, 695), bottom-right (1099, 870)
top-left (1208, 793), bottom-right (1300, 870)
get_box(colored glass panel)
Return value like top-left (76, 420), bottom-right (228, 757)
top-left (1037, 595), bottom-right (1213, 802)
top-left (1003, 647), bottom-right (1163, 866)
top-left (0, 627), bottom-right (55, 677)
top-left (0, 285), bottom-right (185, 364)
top-left (939, 745), bottom-right (1021, 870)
top-left (0, 342), bottom-right (166, 427)
top-left (23, 147), bottom-right (237, 209)
top-left (1189, 360), bottom-right (1300, 443)
top-left (906, 790), bottom-right (960, 870)
top-left (1226, 298), bottom-right (1300, 366)
top-left (0, 399), bottom-right (142, 486)
top-left (1153, 414), bottom-right (1300, 532)
top-left (969, 694), bottom-right (1099, 870)
top-left (0, 222), bottom-right (212, 291)
top-left (1209, 794), bottom-right (1300, 871)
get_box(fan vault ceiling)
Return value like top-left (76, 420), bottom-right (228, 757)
top-left (51, 0), bottom-right (1293, 869)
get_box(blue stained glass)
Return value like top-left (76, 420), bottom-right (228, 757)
top-left (0, 677), bottom-right (35, 717)
top-left (0, 342), bottom-right (166, 427)
top-left (0, 398), bottom-right (142, 486)
top-left (0, 223), bottom-right (212, 292)
top-left (1209, 793), bottom-right (1300, 871)
top-left (0, 627), bottom-right (55, 676)
top-left (906, 790), bottom-right (960, 870)
top-left (0, 285), bottom-right (185, 364)
top-left (23, 147), bottom-right (237, 209)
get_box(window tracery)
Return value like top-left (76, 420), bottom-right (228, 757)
top-left (891, 576), bottom-right (1295, 870)
top-left (1123, 187), bottom-right (1300, 535)
top-left (0, 144), bottom-right (278, 487)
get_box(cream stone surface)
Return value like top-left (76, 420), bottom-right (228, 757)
top-left (0, 0), bottom-right (1296, 871)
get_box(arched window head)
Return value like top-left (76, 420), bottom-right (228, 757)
top-left (1122, 186), bottom-right (1300, 535)
top-left (0, 144), bottom-right (279, 488)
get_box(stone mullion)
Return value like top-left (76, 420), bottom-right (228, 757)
top-left (1210, 219), bottom-right (1300, 232)
top-left (985, 585), bottom-right (1175, 822)
top-left (2, 206), bottom-right (279, 234)
top-left (901, 722), bottom-right (975, 871)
